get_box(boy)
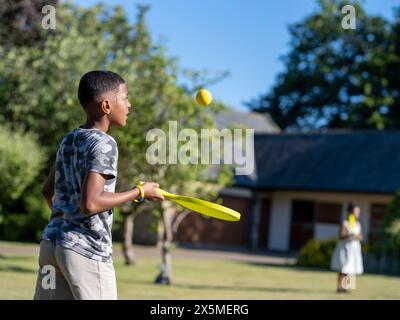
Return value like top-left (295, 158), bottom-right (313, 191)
top-left (34, 70), bottom-right (164, 300)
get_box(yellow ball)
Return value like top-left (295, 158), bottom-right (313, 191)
top-left (196, 89), bottom-right (212, 106)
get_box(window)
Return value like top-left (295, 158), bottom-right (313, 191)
top-left (292, 200), bottom-right (314, 223)
top-left (290, 200), bottom-right (315, 250)
top-left (315, 202), bottom-right (341, 224)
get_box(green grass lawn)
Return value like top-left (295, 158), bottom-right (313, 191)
top-left (1, 241), bottom-right (400, 299)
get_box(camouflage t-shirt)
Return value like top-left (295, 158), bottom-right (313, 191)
top-left (41, 127), bottom-right (118, 262)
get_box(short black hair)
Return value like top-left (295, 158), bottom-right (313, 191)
top-left (78, 70), bottom-right (125, 108)
top-left (347, 202), bottom-right (358, 214)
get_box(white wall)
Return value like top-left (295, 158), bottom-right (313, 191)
top-left (263, 191), bottom-right (391, 251)
top-left (268, 194), bottom-right (291, 251)
top-left (314, 223), bottom-right (339, 240)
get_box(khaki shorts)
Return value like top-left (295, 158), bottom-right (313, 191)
top-left (34, 240), bottom-right (117, 300)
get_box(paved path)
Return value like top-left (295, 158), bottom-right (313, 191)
top-left (0, 241), bottom-right (297, 266)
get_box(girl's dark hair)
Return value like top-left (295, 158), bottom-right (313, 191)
top-left (347, 202), bottom-right (359, 214)
top-left (78, 70), bottom-right (125, 108)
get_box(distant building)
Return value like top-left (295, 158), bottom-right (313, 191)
top-left (175, 130), bottom-right (398, 251)
top-left (133, 109), bottom-right (280, 245)
top-left (215, 109), bottom-right (281, 133)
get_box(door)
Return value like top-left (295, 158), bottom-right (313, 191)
top-left (258, 199), bottom-right (271, 249)
top-left (290, 200), bottom-right (315, 250)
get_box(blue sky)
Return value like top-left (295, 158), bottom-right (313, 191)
top-left (72, 0), bottom-right (398, 111)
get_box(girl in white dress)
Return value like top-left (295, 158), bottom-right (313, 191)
top-left (331, 203), bottom-right (364, 293)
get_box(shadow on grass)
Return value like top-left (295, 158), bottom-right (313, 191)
top-left (176, 243), bottom-right (297, 257)
top-left (169, 283), bottom-right (323, 294)
top-left (240, 261), bottom-right (400, 278)
top-left (238, 260), bottom-right (335, 274)
top-left (0, 264), bottom-right (37, 274)
top-left (125, 279), bottom-right (331, 294)
top-left (0, 255), bottom-right (37, 262)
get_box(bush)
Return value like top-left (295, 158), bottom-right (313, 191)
top-left (386, 219), bottom-right (400, 254)
top-left (380, 191), bottom-right (400, 255)
top-left (0, 125), bottom-right (47, 242)
top-left (0, 125), bottom-right (45, 202)
top-left (297, 238), bottom-right (337, 269)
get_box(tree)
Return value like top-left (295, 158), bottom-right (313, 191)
top-left (0, 0), bottom-right (58, 48)
top-left (103, 5), bottom-right (233, 270)
top-left (380, 191), bottom-right (400, 255)
top-left (247, 0), bottom-right (400, 130)
top-left (0, 124), bottom-right (46, 241)
top-left (0, 1), bottom-right (233, 282)
top-left (0, 2), bottom-right (116, 240)
top-left (0, 125), bottom-right (44, 202)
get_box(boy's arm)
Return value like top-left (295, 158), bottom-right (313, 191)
top-left (42, 163), bottom-right (56, 210)
top-left (80, 171), bottom-right (164, 216)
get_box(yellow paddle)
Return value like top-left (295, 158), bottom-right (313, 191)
top-left (156, 188), bottom-right (241, 222)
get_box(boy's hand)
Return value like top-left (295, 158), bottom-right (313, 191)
top-left (141, 182), bottom-right (164, 201)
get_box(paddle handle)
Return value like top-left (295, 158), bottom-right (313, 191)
top-left (156, 188), bottom-right (175, 198)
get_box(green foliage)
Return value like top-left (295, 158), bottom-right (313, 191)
top-left (0, 125), bottom-right (45, 203)
top-left (383, 191), bottom-right (400, 228)
top-left (297, 238), bottom-right (337, 269)
top-left (248, 0), bottom-right (400, 130)
top-left (385, 219), bottom-right (400, 254)
top-left (0, 0), bottom-right (58, 48)
top-left (379, 191), bottom-right (400, 254)
top-left (0, 124), bottom-right (48, 241)
top-left (0, 2), bottom-right (232, 241)
top-left (0, 189), bottom-right (50, 242)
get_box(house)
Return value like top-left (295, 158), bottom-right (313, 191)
top-left (175, 130), bottom-right (400, 251)
top-left (215, 109), bottom-right (281, 133)
top-left (132, 108), bottom-right (280, 245)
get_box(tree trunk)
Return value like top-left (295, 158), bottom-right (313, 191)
top-left (122, 212), bottom-right (136, 265)
top-left (155, 201), bottom-right (175, 284)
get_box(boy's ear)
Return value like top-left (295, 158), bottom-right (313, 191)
top-left (100, 99), bottom-right (111, 115)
